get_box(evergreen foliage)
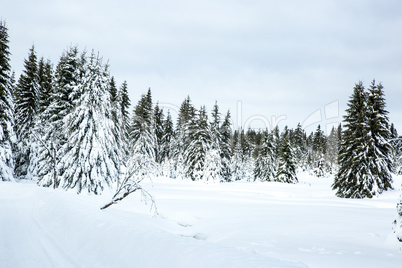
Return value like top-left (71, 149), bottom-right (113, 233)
top-left (116, 80), bottom-right (131, 160)
top-left (154, 103), bottom-right (165, 165)
top-left (254, 130), bottom-right (275, 182)
top-left (160, 110), bottom-right (175, 178)
top-left (0, 20), bottom-right (14, 181)
top-left (366, 81), bottom-right (393, 191)
top-left (14, 45), bottom-right (39, 179)
top-left (325, 126), bottom-right (340, 174)
top-left (129, 88), bottom-right (157, 178)
top-left (37, 57), bottom-right (53, 112)
top-left (333, 81), bottom-right (393, 198)
top-left (275, 130), bottom-right (298, 183)
top-left (231, 129), bottom-right (254, 181)
top-left (174, 96), bottom-right (195, 179)
top-left (220, 110), bottom-right (232, 182)
top-left (109, 76), bottom-right (119, 124)
top-left (312, 125), bottom-right (327, 177)
top-left (292, 123), bottom-right (307, 170)
top-left (184, 106), bottom-right (211, 181)
top-left (58, 52), bottom-right (121, 194)
top-left (130, 89), bottom-right (156, 159)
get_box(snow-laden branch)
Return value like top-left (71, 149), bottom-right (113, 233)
top-left (100, 154), bottom-right (158, 214)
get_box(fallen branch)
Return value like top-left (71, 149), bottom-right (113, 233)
top-left (100, 156), bottom-right (158, 214)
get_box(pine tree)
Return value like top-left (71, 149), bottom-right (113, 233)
top-left (272, 125), bottom-right (281, 158)
top-left (44, 46), bottom-right (85, 146)
top-left (14, 45), bottom-right (39, 179)
top-left (174, 96), bottom-right (195, 179)
top-left (36, 47), bottom-right (86, 187)
top-left (160, 110), bottom-right (175, 178)
top-left (254, 130), bottom-right (275, 181)
top-left (0, 21), bottom-right (14, 181)
top-left (37, 57), bottom-right (53, 113)
top-left (129, 88), bottom-right (157, 177)
top-left (118, 81), bottom-right (131, 128)
top-left (50, 46), bottom-right (84, 123)
top-left (203, 145), bottom-right (221, 183)
top-left (326, 126), bottom-right (339, 174)
top-left (333, 81), bottom-right (392, 198)
top-left (117, 80), bottom-right (131, 161)
top-left (207, 101), bottom-right (223, 182)
top-left (220, 110), bottom-right (232, 182)
top-left (184, 106), bottom-right (211, 181)
top-left (333, 82), bottom-right (368, 198)
top-left (312, 125), bottom-right (327, 177)
top-left (109, 76), bottom-right (119, 124)
top-left (366, 81), bottom-right (393, 192)
top-left (292, 123), bottom-right (307, 170)
top-left (33, 58), bottom-right (54, 184)
top-left (231, 129), bottom-right (251, 181)
top-left (58, 52), bottom-right (121, 194)
top-left (154, 102), bottom-right (165, 165)
top-left (210, 101), bottom-right (221, 141)
top-left (275, 129), bottom-right (298, 183)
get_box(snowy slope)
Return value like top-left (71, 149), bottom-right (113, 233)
top-left (1, 174), bottom-right (402, 267)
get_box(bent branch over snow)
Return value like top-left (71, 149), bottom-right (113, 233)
top-left (101, 155), bottom-right (158, 213)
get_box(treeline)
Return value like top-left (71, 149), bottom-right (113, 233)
top-left (1, 21), bottom-right (402, 198)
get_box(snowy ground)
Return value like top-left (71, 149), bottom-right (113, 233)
top-left (1, 174), bottom-right (402, 268)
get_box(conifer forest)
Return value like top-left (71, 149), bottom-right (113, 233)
top-left (2, 18), bottom-right (402, 265)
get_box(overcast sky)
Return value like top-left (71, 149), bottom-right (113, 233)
top-left (3, 0), bottom-right (402, 133)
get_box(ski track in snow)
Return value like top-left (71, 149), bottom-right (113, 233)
top-left (1, 174), bottom-right (402, 267)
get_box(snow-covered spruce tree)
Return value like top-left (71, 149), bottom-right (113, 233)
top-left (154, 102), bottom-right (165, 165)
top-left (0, 21), bottom-right (15, 181)
top-left (325, 125), bottom-right (340, 174)
top-left (220, 110), bottom-right (232, 182)
top-left (58, 52), bottom-right (121, 194)
top-left (312, 125), bottom-right (327, 177)
top-left (231, 129), bottom-right (255, 181)
top-left (160, 110), bottom-right (176, 178)
top-left (333, 81), bottom-right (392, 198)
top-left (36, 47), bottom-right (86, 188)
top-left (109, 76), bottom-right (119, 124)
top-left (32, 58), bottom-right (55, 183)
top-left (333, 82), bottom-right (369, 198)
top-left (14, 45), bottom-right (39, 180)
top-left (174, 96), bottom-right (195, 179)
top-left (231, 130), bottom-right (244, 181)
top-left (366, 81), bottom-right (393, 192)
top-left (272, 125), bottom-right (281, 164)
top-left (207, 101), bottom-right (223, 182)
top-left (184, 106), bottom-right (211, 181)
top-left (254, 130), bottom-right (275, 182)
top-left (37, 57), bottom-right (53, 113)
top-left (116, 80), bottom-right (131, 161)
top-left (275, 129), bottom-right (298, 184)
top-left (292, 123), bottom-right (307, 170)
top-left (129, 88), bottom-right (158, 177)
top-left (203, 144), bottom-right (221, 183)
top-left (40, 47), bottom-right (84, 150)
top-left (243, 130), bottom-right (256, 180)
top-left (49, 46), bottom-right (85, 129)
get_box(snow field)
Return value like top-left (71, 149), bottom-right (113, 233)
top-left (1, 173), bottom-right (402, 267)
